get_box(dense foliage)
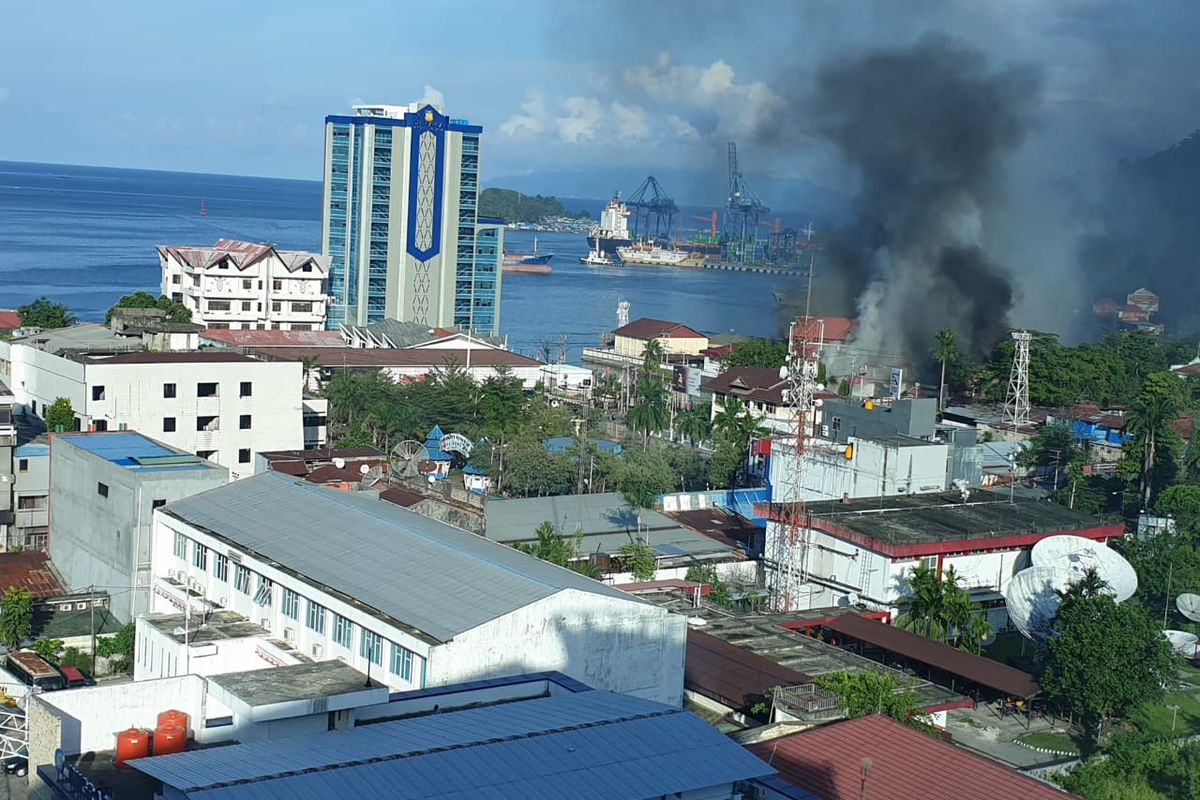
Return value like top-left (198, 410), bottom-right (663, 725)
top-left (514, 522), bottom-right (600, 579)
top-left (44, 397), bottom-right (75, 432)
top-left (0, 588), bottom-right (32, 650)
top-left (105, 290), bottom-right (192, 324)
top-left (1060, 734), bottom-right (1200, 800)
top-left (97, 623), bottom-right (136, 674)
top-left (478, 188), bottom-right (589, 224)
top-left (813, 670), bottom-right (927, 729)
top-left (18, 296), bottom-right (74, 329)
top-left (894, 563), bottom-right (992, 653)
top-left (723, 338), bottom-right (788, 369)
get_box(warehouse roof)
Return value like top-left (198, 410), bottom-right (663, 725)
top-left (824, 615), bottom-right (1040, 699)
top-left (162, 473), bottom-right (639, 643)
top-left (0, 552), bottom-right (64, 599)
top-left (131, 690), bottom-right (775, 800)
top-left (88, 351), bottom-right (259, 365)
top-left (613, 318), bottom-right (705, 341)
top-left (749, 714), bottom-right (1076, 800)
top-left (11, 323), bottom-right (141, 356)
top-left (764, 490), bottom-right (1122, 556)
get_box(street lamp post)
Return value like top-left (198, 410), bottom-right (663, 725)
top-left (1170, 703), bottom-right (1181, 732)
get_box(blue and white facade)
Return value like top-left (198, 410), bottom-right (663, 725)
top-left (321, 102), bottom-right (499, 335)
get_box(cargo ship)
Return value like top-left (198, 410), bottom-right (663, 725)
top-left (586, 193), bottom-right (632, 257)
top-left (503, 237), bottom-right (553, 274)
top-left (616, 244), bottom-right (702, 268)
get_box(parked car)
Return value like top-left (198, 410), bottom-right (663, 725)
top-left (58, 666), bottom-right (95, 689)
top-left (2, 756), bottom-right (27, 777)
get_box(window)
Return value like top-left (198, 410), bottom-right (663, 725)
top-left (163, 417), bottom-right (176, 433)
top-left (238, 448), bottom-right (251, 464)
top-left (390, 643), bottom-right (414, 680)
top-left (242, 279), bottom-right (253, 290)
top-left (241, 301), bottom-right (252, 312)
top-left (208, 300), bottom-right (231, 312)
top-left (174, 532), bottom-right (187, 560)
top-left (197, 382), bottom-right (219, 398)
top-left (273, 279), bottom-right (282, 291)
top-left (152, 498), bottom-right (166, 509)
top-left (253, 575), bottom-right (272, 607)
top-left (332, 614), bottom-right (353, 649)
top-left (91, 385), bottom-right (105, 401)
top-left (271, 301), bottom-right (281, 313)
top-left (163, 383), bottom-right (177, 398)
top-left (193, 542), bottom-right (207, 570)
top-left (360, 630), bottom-right (382, 664)
top-left (17, 459), bottom-right (27, 472)
top-left (17, 496), bottom-right (46, 510)
top-left (302, 264), bottom-right (312, 273)
top-left (292, 301), bottom-right (313, 313)
top-left (921, 555), bottom-right (938, 572)
top-left (306, 601), bottom-right (326, 634)
top-left (97, 482), bottom-right (109, 498)
top-left (197, 415), bottom-right (219, 432)
top-left (282, 588), bottom-right (299, 619)
top-left (93, 420), bottom-right (108, 432)
top-left (214, 552), bottom-right (228, 582)
top-left (234, 565), bottom-right (251, 594)
top-left (239, 414), bottom-right (252, 430)
top-left (240, 382), bottom-right (252, 398)
top-left (197, 450), bottom-right (217, 462)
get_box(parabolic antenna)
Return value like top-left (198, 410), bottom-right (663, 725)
top-left (1030, 535), bottom-right (1138, 603)
top-left (1004, 566), bottom-right (1075, 642)
top-left (1177, 594), bottom-right (1200, 623)
top-left (1163, 629), bottom-right (1199, 657)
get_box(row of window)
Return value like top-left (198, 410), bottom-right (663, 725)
top-left (163, 414), bottom-right (252, 432)
top-left (174, 535), bottom-right (420, 681)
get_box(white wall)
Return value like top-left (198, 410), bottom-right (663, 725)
top-left (429, 589), bottom-right (686, 706)
top-left (136, 614), bottom-right (301, 681)
top-left (771, 436), bottom-right (948, 503)
top-left (0, 341), bottom-right (86, 419)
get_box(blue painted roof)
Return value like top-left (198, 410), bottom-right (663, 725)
top-left (462, 465), bottom-right (486, 475)
top-left (59, 432), bottom-right (217, 471)
top-left (15, 442), bottom-right (49, 458)
top-left (131, 690), bottom-right (774, 799)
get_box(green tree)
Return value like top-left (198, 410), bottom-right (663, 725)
top-left (300, 355), bottom-right (322, 391)
top-left (895, 563), bottom-right (991, 651)
top-left (1042, 588), bottom-right (1174, 737)
top-left (44, 397), bottom-right (75, 432)
top-left (711, 397), bottom-right (765, 488)
top-left (932, 328), bottom-right (959, 411)
top-left (685, 564), bottom-right (733, 607)
top-left (1126, 372), bottom-right (1187, 506)
top-left (477, 188), bottom-right (588, 224)
top-left (618, 542), bottom-right (657, 581)
top-left (97, 623), bottom-right (136, 674)
top-left (17, 296), bottom-right (74, 329)
top-left (641, 338), bottom-right (665, 374)
top-left (724, 338), bottom-right (788, 369)
top-left (0, 588), bottom-right (33, 650)
top-left (593, 372), bottom-right (622, 412)
top-left (675, 404), bottom-right (712, 447)
top-left (1121, 531), bottom-right (1200, 622)
top-left (33, 638), bottom-right (64, 665)
top-left (626, 375), bottom-right (669, 450)
top-left (618, 460), bottom-right (671, 537)
top-left (814, 670), bottom-right (927, 729)
top-left (707, 440), bottom-right (743, 489)
top-left (1155, 484), bottom-right (1200, 532)
top-left (514, 522), bottom-right (600, 578)
top-left (105, 290), bottom-right (191, 324)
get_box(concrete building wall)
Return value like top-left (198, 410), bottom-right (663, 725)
top-left (822, 398), bottom-right (937, 443)
top-left (614, 333), bottom-right (709, 359)
top-left (13, 443), bottom-right (49, 549)
top-left (0, 341), bottom-right (87, 420)
top-left (135, 616), bottom-right (299, 681)
top-left (770, 437), bottom-right (949, 504)
top-left (49, 436), bottom-right (227, 621)
top-left (429, 589), bottom-right (686, 706)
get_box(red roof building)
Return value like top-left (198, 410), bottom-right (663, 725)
top-left (1127, 287), bottom-right (1160, 313)
top-left (1118, 304), bottom-right (1150, 323)
top-left (1092, 297), bottom-right (1119, 317)
top-left (794, 316), bottom-right (855, 344)
top-left (749, 714), bottom-right (1079, 800)
top-left (0, 310), bottom-right (20, 331)
top-left (0, 552), bottom-right (65, 600)
top-left (612, 318), bottom-right (705, 341)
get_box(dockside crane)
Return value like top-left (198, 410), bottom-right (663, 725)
top-left (626, 176), bottom-right (678, 243)
top-left (725, 141), bottom-right (770, 263)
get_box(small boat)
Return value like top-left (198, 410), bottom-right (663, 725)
top-left (199, 198), bottom-right (208, 217)
top-left (503, 237), bottom-right (553, 274)
top-left (580, 243), bottom-right (616, 266)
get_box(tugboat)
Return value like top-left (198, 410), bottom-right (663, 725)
top-left (585, 193), bottom-right (632, 257)
top-left (580, 241), bottom-right (616, 266)
top-left (502, 237), bottom-right (554, 274)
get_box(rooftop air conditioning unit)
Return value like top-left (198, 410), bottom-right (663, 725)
top-left (216, 597), bottom-right (228, 608)
top-left (260, 618), bottom-right (270, 630)
top-left (188, 577), bottom-right (205, 593)
top-left (283, 627), bottom-right (295, 643)
top-left (311, 643), bottom-right (324, 659)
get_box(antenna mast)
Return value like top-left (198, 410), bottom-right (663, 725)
top-left (1004, 331), bottom-right (1031, 429)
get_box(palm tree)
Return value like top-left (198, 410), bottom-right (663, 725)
top-left (641, 338), bottom-right (665, 374)
top-left (627, 375), bottom-right (670, 450)
top-left (300, 355), bottom-right (322, 392)
top-left (594, 372), bottom-right (622, 412)
top-left (932, 329), bottom-right (958, 411)
top-left (1127, 373), bottom-right (1185, 506)
top-left (895, 562), bottom-right (947, 640)
top-left (676, 404), bottom-right (713, 447)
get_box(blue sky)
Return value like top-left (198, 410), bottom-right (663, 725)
top-left (1, 1), bottom-right (1198, 199)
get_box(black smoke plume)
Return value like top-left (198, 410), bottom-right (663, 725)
top-left (760, 35), bottom-right (1040, 364)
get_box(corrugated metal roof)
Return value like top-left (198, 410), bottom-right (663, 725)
top-left (162, 473), bottom-right (639, 643)
top-left (486, 492), bottom-right (675, 539)
top-left (59, 432), bottom-right (221, 472)
top-left (129, 690), bottom-right (773, 799)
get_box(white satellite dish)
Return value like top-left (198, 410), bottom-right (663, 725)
top-left (686, 617), bottom-right (708, 627)
top-left (1031, 535), bottom-right (1137, 602)
top-left (1004, 566), bottom-right (1075, 641)
top-left (1178, 594), bottom-right (1200, 623)
top-left (1164, 629), bottom-right (1199, 656)
top-left (359, 463), bottom-right (370, 475)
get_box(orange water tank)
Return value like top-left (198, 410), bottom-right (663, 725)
top-left (115, 728), bottom-right (150, 769)
top-left (157, 709), bottom-right (190, 735)
top-left (154, 724), bottom-right (186, 756)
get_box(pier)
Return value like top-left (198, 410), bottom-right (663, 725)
top-left (700, 261), bottom-right (806, 276)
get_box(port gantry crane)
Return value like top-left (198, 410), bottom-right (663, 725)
top-left (625, 175), bottom-right (678, 243)
top-left (725, 141), bottom-right (770, 263)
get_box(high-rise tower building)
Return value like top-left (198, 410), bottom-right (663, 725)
top-left (321, 102), bottom-right (500, 334)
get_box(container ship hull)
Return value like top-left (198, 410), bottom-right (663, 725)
top-left (586, 233), bottom-right (632, 256)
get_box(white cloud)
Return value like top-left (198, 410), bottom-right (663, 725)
top-left (667, 114), bottom-right (700, 139)
top-left (0, 87), bottom-right (10, 104)
top-left (417, 85), bottom-right (445, 111)
top-left (556, 96), bottom-right (603, 143)
top-left (611, 102), bottom-right (650, 140)
top-left (500, 93), bottom-right (549, 137)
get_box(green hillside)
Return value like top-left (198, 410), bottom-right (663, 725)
top-left (478, 188), bottom-right (589, 224)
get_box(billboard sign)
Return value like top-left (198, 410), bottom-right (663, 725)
top-left (889, 368), bottom-right (903, 399)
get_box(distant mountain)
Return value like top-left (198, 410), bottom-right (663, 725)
top-left (485, 167), bottom-right (851, 224)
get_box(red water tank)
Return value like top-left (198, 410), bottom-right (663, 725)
top-left (115, 728), bottom-right (150, 769)
top-left (157, 709), bottom-right (190, 736)
top-left (153, 724), bottom-right (186, 756)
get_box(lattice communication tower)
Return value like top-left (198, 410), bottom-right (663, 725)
top-left (1004, 330), bottom-right (1031, 428)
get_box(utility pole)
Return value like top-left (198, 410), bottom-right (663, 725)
top-left (574, 416), bottom-right (587, 496)
top-left (89, 585), bottom-right (96, 676)
top-left (1164, 560), bottom-right (1175, 629)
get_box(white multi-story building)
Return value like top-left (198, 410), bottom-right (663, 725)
top-left (0, 336), bottom-right (319, 476)
top-left (159, 238), bottom-right (330, 331)
top-left (150, 472), bottom-right (686, 702)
